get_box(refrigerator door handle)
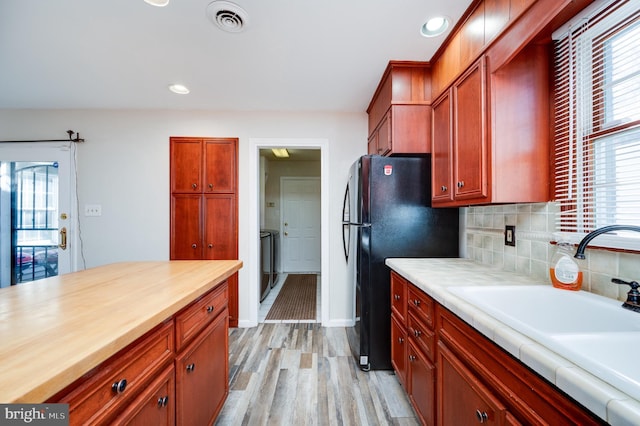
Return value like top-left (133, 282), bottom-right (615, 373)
top-left (342, 184), bottom-right (350, 262)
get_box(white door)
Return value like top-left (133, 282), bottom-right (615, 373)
top-left (0, 143), bottom-right (75, 287)
top-left (281, 177), bottom-right (320, 272)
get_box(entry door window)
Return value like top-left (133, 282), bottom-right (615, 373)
top-left (12, 162), bottom-right (60, 284)
top-left (0, 142), bottom-right (74, 288)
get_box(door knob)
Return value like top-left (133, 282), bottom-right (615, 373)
top-left (284, 232), bottom-right (288, 236)
top-left (284, 222), bottom-right (288, 226)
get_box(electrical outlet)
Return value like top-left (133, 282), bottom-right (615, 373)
top-left (505, 225), bottom-right (516, 247)
top-left (84, 204), bottom-right (102, 217)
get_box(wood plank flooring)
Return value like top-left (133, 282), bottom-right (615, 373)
top-left (216, 323), bottom-right (418, 426)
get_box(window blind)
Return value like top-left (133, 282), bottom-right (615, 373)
top-left (553, 0), bottom-right (640, 248)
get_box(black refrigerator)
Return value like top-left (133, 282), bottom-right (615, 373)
top-left (342, 155), bottom-right (459, 371)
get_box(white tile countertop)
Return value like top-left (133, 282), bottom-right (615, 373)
top-left (386, 257), bottom-right (640, 425)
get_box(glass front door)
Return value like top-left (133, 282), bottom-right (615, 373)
top-left (0, 143), bottom-right (74, 287)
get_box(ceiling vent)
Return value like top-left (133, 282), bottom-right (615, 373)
top-left (207, 1), bottom-right (249, 33)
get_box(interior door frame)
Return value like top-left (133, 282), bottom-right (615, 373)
top-left (0, 142), bottom-right (79, 284)
top-left (248, 138), bottom-right (329, 327)
top-left (280, 176), bottom-right (321, 273)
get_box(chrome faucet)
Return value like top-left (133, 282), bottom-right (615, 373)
top-left (574, 224), bottom-right (640, 259)
top-left (573, 224), bottom-right (640, 312)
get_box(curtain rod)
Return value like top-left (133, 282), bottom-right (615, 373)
top-left (0, 130), bottom-right (85, 143)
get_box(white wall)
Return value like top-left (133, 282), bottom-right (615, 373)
top-left (0, 109), bottom-right (367, 326)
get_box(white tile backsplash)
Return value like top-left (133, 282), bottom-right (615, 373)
top-left (464, 202), bottom-right (639, 303)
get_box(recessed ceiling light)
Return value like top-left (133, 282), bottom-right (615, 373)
top-left (421, 16), bottom-right (450, 37)
top-left (144, 0), bottom-right (170, 7)
top-left (168, 84), bottom-right (190, 95)
top-left (272, 148), bottom-right (289, 158)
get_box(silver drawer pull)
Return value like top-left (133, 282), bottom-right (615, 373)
top-left (394, 294), bottom-right (400, 301)
top-left (157, 396), bottom-right (169, 407)
top-left (475, 410), bottom-right (488, 423)
top-left (206, 305), bottom-right (214, 313)
top-left (111, 379), bottom-right (127, 394)
top-left (414, 329), bottom-right (422, 337)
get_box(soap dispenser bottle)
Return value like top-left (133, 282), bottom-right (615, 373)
top-left (549, 242), bottom-right (583, 291)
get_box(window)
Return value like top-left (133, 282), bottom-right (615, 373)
top-left (554, 0), bottom-right (640, 249)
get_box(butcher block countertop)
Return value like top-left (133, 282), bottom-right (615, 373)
top-left (0, 260), bottom-right (242, 403)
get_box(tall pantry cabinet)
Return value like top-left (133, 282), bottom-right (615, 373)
top-left (170, 137), bottom-right (239, 327)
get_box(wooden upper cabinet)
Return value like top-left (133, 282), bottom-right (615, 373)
top-left (432, 48), bottom-right (550, 206)
top-left (367, 61), bottom-right (432, 156)
top-left (432, 90), bottom-right (454, 203)
top-left (484, 0), bottom-right (511, 45)
top-left (459, 2), bottom-right (485, 69)
top-left (204, 140), bottom-right (236, 193)
top-left (432, 0), bottom-right (588, 100)
top-left (452, 57), bottom-right (488, 202)
top-left (170, 139), bottom-right (202, 193)
top-left (171, 138), bottom-right (237, 194)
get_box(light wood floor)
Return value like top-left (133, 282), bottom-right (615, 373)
top-left (215, 323), bottom-right (418, 426)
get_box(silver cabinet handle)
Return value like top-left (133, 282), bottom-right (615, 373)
top-left (441, 185), bottom-right (448, 192)
top-left (206, 306), bottom-right (214, 313)
top-left (157, 396), bottom-right (169, 407)
top-left (186, 363), bottom-right (196, 372)
top-left (457, 181), bottom-right (465, 188)
top-left (394, 294), bottom-right (401, 301)
top-left (414, 329), bottom-right (422, 337)
top-left (112, 379), bottom-right (127, 394)
top-left (192, 244), bottom-right (197, 249)
top-left (476, 410), bottom-right (488, 423)
top-left (192, 183), bottom-right (197, 189)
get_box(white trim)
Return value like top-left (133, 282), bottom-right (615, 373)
top-left (249, 138), bottom-right (330, 327)
top-left (325, 319), bottom-right (355, 327)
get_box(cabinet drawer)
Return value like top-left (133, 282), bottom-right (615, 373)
top-left (176, 281), bottom-right (228, 351)
top-left (113, 364), bottom-right (175, 426)
top-left (390, 271), bottom-right (408, 323)
top-left (61, 321), bottom-right (174, 425)
top-left (408, 284), bottom-right (434, 328)
top-left (408, 311), bottom-right (436, 362)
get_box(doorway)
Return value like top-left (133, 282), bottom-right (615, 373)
top-left (0, 143), bottom-right (77, 288)
top-left (258, 150), bottom-right (321, 323)
top-left (248, 139), bottom-right (329, 327)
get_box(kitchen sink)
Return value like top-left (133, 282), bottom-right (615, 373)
top-left (447, 284), bottom-right (640, 400)
top-left (447, 285), bottom-right (640, 335)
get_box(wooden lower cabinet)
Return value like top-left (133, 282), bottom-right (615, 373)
top-left (176, 307), bottom-right (229, 426)
top-left (114, 365), bottom-right (175, 426)
top-left (390, 271), bottom-right (604, 425)
top-left (391, 315), bottom-right (408, 389)
top-left (437, 343), bottom-right (510, 426)
top-left (408, 340), bottom-right (436, 426)
top-left (51, 283), bottom-right (230, 426)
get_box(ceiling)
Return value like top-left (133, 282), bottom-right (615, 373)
top-left (0, 0), bottom-right (472, 112)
